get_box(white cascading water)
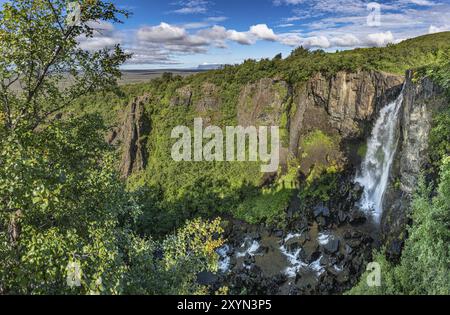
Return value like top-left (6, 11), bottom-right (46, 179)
top-left (355, 87), bottom-right (405, 223)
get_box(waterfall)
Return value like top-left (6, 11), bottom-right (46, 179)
top-left (355, 87), bottom-right (404, 223)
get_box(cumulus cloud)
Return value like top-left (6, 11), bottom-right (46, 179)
top-left (137, 23), bottom-right (187, 42)
top-left (366, 31), bottom-right (395, 46)
top-left (330, 34), bottom-right (361, 47)
top-left (250, 24), bottom-right (278, 41)
top-left (225, 29), bottom-right (254, 45)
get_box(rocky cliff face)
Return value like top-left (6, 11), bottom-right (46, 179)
top-left (227, 71), bottom-right (403, 168)
top-left (288, 71), bottom-right (404, 158)
top-left (108, 94), bottom-right (151, 178)
top-left (382, 71), bottom-right (446, 260)
top-left (115, 70), bottom-right (404, 179)
top-left (237, 78), bottom-right (289, 127)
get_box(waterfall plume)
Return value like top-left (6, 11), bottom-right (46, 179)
top-left (355, 87), bottom-right (405, 223)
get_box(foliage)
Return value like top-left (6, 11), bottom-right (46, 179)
top-left (297, 130), bottom-right (341, 203)
top-left (0, 0), bottom-right (130, 132)
top-left (0, 0), bottom-right (225, 296)
top-left (72, 32), bottom-right (450, 231)
top-left (349, 158), bottom-right (450, 295)
top-left (0, 115), bottom-right (136, 294)
top-left (123, 218), bottom-right (224, 295)
top-left (233, 171), bottom-right (296, 226)
top-left (429, 108), bottom-right (450, 170)
top-left (299, 166), bottom-right (340, 203)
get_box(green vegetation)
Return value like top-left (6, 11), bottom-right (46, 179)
top-left (297, 130), bottom-right (342, 203)
top-left (0, 0), bottom-right (224, 295)
top-left (357, 144), bottom-right (368, 159)
top-left (233, 163), bottom-right (299, 226)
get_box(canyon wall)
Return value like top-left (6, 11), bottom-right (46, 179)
top-left (382, 71), bottom-right (446, 260)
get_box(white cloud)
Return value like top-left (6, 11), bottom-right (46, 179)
top-left (226, 30), bottom-right (254, 45)
top-left (330, 34), bottom-right (361, 47)
top-left (77, 21), bottom-right (121, 51)
top-left (429, 24), bottom-right (450, 33)
top-left (205, 16), bottom-right (228, 22)
top-left (249, 24), bottom-right (278, 41)
top-left (366, 31), bottom-right (395, 46)
top-left (277, 23), bottom-right (295, 28)
top-left (407, 0), bottom-right (436, 6)
top-left (137, 23), bottom-right (187, 42)
top-left (302, 35), bottom-right (331, 48)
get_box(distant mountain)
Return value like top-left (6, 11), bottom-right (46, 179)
top-left (197, 64), bottom-right (225, 70)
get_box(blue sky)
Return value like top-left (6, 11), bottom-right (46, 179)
top-left (3, 0), bottom-right (450, 68)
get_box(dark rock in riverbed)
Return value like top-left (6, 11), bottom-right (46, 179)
top-left (323, 239), bottom-right (340, 254)
top-left (313, 204), bottom-right (330, 218)
top-left (308, 251), bottom-right (322, 264)
top-left (348, 208), bottom-right (367, 225)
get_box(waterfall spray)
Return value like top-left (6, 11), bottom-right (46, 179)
top-left (355, 87), bottom-right (405, 223)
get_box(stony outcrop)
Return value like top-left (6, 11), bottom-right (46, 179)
top-left (237, 78), bottom-right (289, 127)
top-left (195, 82), bottom-right (221, 113)
top-left (170, 86), bottom-right (192, 107)
top-left (109, 94), bottom-right (151, 178)
top-left (289, 71), bottom-right (404, 157)
top-left (398, 72), bottom-right (446, 193)
top-left (381, 70), bottom-right (446, 260)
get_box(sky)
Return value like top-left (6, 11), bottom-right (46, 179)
top-left (3, 0), bottom-right (450, 68)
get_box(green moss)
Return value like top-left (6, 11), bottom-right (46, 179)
top-left (233, 162), bottom-right (299, 227)
top-left (301, 130), bottom-right (335, 153)
top-left (357, 143), bottom-right (368, 158)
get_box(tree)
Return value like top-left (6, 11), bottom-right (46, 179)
top-left (0, 0), bottom-right (130, 131)
top-left (0, 2), bottom-right (227, 295)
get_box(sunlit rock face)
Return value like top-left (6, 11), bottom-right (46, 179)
top-left (107, 94), bottom-right (152, 178)
top-left (288, 70), bottom-right (404, 158)
top-left (237, 78), bottom-right (289, 127)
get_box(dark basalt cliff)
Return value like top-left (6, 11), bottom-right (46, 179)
top-left (382, 71), bottom-right (447, 261)
top-left (287, 71), bottom-right (404, 158)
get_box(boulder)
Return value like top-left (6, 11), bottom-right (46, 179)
top-left (323, 239), bottom-right (340, 254)
top-left (313, 204), bottom-right (330, 218)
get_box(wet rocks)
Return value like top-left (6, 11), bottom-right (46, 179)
top-left (381, 70), bottom-right (446, 261)
top-left (313, 204), bottom-right (330, 218)
top-left (322, 239), bottom-right (340, 255)
top-left (197, 271), bottom-right (219, 286)
top-left (348, 208), bottom-right (367, 225)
